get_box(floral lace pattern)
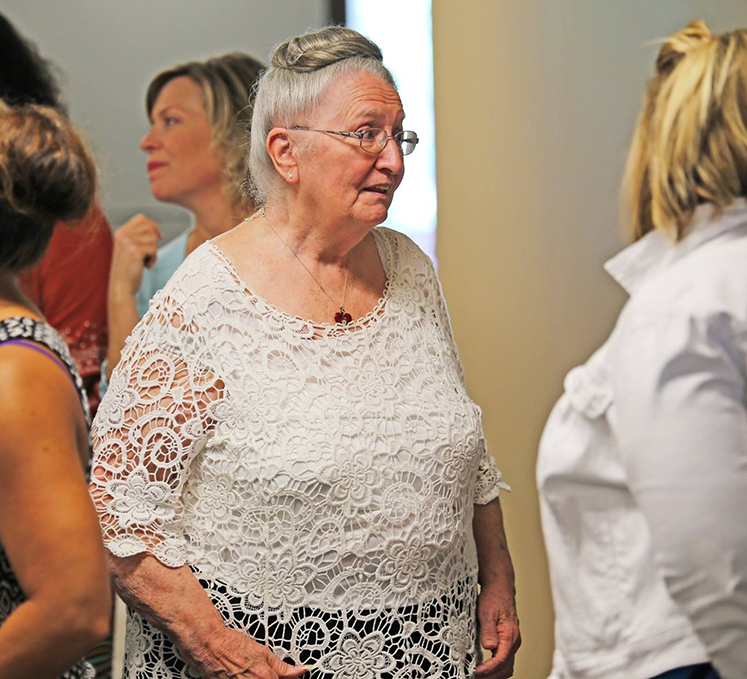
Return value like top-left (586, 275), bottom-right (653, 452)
top-left (91, 228), bottom-right (507, 678)
top-left (0, 318), bottom-right (94, 679)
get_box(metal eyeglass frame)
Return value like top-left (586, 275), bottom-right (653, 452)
top-left (289, 126), bottom-right (419, 156)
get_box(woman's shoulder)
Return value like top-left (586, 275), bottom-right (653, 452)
top-left (374, 225), bottom-right (426, 253)
top-left (136, 231), bottom-right (190, 315)
top-left (628, 227), bottom-right (747, 329)
top-left (0, 317), bottom-right (86, 419)
top-left (373, 226), bottom-right (436, 276)
top-left (145, 241), bottom-right (235, 320)
top-left (0, 316), bottom-right (78, 372)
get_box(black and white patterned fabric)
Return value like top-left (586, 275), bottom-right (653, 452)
top-left (0, 316), bottom-right (89, 423)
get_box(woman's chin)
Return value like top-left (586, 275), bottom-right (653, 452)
top-left (354, 204), bottom-right (391, 228)
top-left (149, 184), bottom-right (181, 206)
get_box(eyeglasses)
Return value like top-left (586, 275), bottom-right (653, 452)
top-left (289, 127), bottom-right (419, 156)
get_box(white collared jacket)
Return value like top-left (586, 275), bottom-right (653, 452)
top-left (538, 200), bottom-right (747, 679)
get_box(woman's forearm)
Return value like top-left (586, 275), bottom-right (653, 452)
top-left (472, 498), bottom-right (521, 676)
top-left (109, 553), bottom-right (308, 678)
top-left (105, 288), bottom-right (140, 382)
top-left (473, 499), bottom-right (516, 592)
top-left (0, 583), bottom-right (110, 678)
top-left (108, 552), bottom-right (228, 663)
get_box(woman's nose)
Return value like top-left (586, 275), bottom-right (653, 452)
top-left (140, 127), bottom-right (160, 152)
top-left (375, 136), bottom-right (405, 175)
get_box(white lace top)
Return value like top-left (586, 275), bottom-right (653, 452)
top-left (91, 227), bottom-right (506, 678)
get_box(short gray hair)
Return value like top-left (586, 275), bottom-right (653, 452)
top-left (247, 26), bottom-right (396, 205)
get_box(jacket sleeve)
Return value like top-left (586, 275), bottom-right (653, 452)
top-left (612, 312), bottom-right (747, 679)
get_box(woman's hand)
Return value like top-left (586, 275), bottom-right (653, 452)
top-left (110, 214), bottom-right (161, 296)
top-left (475, 582), bottom-right (521, 678)
top-left (105, 214), bottom-right (161, 381)
top-left (473, 498), bottom-right (520, 679)
top-left (103, 554), bottom-right (308, 679)
top-left (183, 627), bottom-right (308, 679)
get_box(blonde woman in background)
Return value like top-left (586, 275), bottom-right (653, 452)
top-left (0, 102), bottom-right (111, 678)
top-left (538, 22), bottom-right (747, 679)
top-left (105, 52), bottom-right (263, 384)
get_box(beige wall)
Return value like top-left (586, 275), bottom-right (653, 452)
top-left (432, 1), bottom-right (747, 677)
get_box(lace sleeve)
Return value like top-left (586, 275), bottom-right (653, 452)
top-left (89, 290), bottom-right (222, 567)
top-left (420, 245), bottom-right (510, 504)
top-left (474, 438), bottom-right (511, 504)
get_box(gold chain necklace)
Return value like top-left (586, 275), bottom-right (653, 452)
top-left (260, 208), bottom-right (352, 325)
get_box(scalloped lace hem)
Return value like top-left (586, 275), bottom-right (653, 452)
top-left (105, 538), bottom-right (186, 569)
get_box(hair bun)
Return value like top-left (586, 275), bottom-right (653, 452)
top-left (656, 20), bottom-right (713, 75)
top-left (271, 26), bottom-right (383, 73)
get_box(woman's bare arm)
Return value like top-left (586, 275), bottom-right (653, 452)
top-left (107, 552), bottom-right (308, 679)
top-left (473, 498), bottom-right (521, 679)
top-left (0, 348), bottom-right (111, 678)
top-left (105, 215), bottom-right (161, 381)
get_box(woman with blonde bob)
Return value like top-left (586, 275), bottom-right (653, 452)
top-left (105, 52), bottom-right (263, 385)
top-left (538, 21), bottom-right (747, 679)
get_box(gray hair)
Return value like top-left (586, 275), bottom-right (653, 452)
top-left (247, 26), bottom-right (396, 205)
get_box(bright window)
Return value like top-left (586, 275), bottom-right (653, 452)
top-left (346, 0), bottom-right (437, 262)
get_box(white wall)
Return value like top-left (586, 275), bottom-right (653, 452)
top-left (3, 0), bottom-right (330, 237)
top-left (347, 0), bottom-right (438, 261)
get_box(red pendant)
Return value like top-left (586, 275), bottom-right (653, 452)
top-left (335, 308), bottom-right (353, 324)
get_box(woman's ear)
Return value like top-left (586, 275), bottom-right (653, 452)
top-left (266, 127), bottom-right (299, 185)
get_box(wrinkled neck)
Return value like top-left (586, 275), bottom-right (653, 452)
top-left (262, 199), bottom-right (370, 267)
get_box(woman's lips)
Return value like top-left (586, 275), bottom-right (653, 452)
top-left (147, 161), bottom-right (167, 174)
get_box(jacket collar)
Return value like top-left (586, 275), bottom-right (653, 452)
top-left (604, 198), bottom-right (747, 295)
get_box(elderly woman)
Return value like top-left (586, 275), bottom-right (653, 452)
top-left (538, 21), bottom-right (747, 679)
top-left (91, 26), bottom-right (519, 679)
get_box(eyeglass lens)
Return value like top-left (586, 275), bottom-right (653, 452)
top-left (397, 131), bottom-right (418, 156)
top-left (360, 129), bottom-right (418, 156)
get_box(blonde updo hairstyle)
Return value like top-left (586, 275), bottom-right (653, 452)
top-left (624, 21), bottom-right (747, 241)
top-left (248, 26), bottom-right (396, 205)
top-left (0, 101), bottom-right (96, 272)
top-left (146, 52), bottom-right (264, 211)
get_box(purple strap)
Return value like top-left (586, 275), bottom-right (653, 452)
top-left (0, 338), bottom-right (76, 386)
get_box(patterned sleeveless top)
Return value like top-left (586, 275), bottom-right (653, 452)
top-left (0, 317), bottom-right (94, 679)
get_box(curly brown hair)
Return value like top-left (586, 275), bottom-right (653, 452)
top-left (0, 102), bottom-right (96, 271)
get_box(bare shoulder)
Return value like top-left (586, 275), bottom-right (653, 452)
top-left (0, 343), bottom-right (83, 452)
